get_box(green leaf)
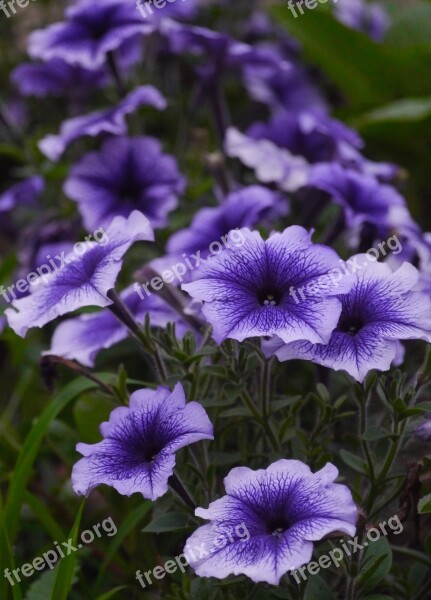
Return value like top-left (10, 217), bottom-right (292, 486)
top-left (418, 493), bottom-right (431, 514)
top-left (142, 512), bottom-right (191, 534)
top-left (354, 98), bottom-right (431, 128)
top-left (271, 7), bottom-right (392, 109)
top-left (24, 567), bottom-right (60, 600)
top-left (98, 502), bottom-right (152, 577)
top-left (73, 393), bottom-right (116, 443)
top-left (50, 499), bottom-right (85, 600)
top-left (272, 5), bottom-right (431, 111)
top-left (357, 537), bottom-right (392, 593)
top-left (4, 377), bottom-right (102, 542)
top-left (24, 492), bottom-right (66, 541)
top-left (304, 574), bottom-right (335, 600)
top-left (0, 493), bottom-right (22, 600)
top-left (95, 586), bottom-right (129, 600)
top-left (362, 427), bottom-right (389, 441)
top-left (340, 450), bottom-right (368, 475)
top-left (385, 5), bottom-right (431, 47)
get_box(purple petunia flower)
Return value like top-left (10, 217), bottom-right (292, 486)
top-left (28, 0), bottom-right (152, 70)
top-left (11, 59), bottom-right (108, 99)
top-left (267, 258), bottom-right (431, 382)
top-left (248, 111), bottom-right (362, 164)
top-left (309, 163), bottom-right (411, 231)
top-left (225, 128), bottom-right (310, 192)
top-left (136, 0), bottom-right (198, 23)
top-left (72, 383), bottom-right (214, 500)
top-left (167, 186), bottom-right (287, 258)
top-left (5, 211), bottom-right (154, 337)
top-left (162, 21), bottom-right (287, 85)
top-left (334, 0), bottom-right (390, 42)
top-left (39, 85), bottom-right (166, 162)
top-left (182, 227), bottom-right (353, 344)
top-left (64, 135), bottom-right (185, 231)
top-left (46, 284), bottom-right (189, 367)
top-left (415, 414), bottom-right (431, 442)
top-left (0, 177), bottom-right (44, 212)
top-left (185, 460), bottom-right (357, 585)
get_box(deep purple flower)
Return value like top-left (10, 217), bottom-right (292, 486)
top-left (72, 383), bottom-right (213, 500)
top-left (415, 414), bottom-right (431, 442)
top-left (0, 177), bottom-right (44, 212)
top-left (185, 460), bottom-right (357, 585)
top-left (167, 186), bottom-right (287, 257)
top-left (248, 111), bottom-right (362, 164)
top-left (267, 259), bottom-right (431, 382)
top-left (28, 0), bottom-right (152, 70)
top-left (136, 0), bottom-right (198, 23)
top-left (64, 135), bottom-right (185, 231)
top-left (334, 0), bottom-right (390, 42)
top-left (47, 284), bottom-right (189, 367)
top-left (162, 21), bottom-right (286, 83)
top-left (225, 128), bottom-right (310, 192)
top-left (5, 211), bottom-right (154, 337)
top-left (309, 163), bottom-right (412, 231)
top-left (39, 85), bottom-right (166, 162)
top-left (242, 43), bottom-right (326, 113)
top-left (182, 227), bottom-right (353, 344)
top-left (11, 59), bottom-right (108, 98)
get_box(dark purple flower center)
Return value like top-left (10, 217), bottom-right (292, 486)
top-left (266, 517), bottom-right (291, 538)
top-left (78, 9), bottom-right (116, 41)
top-left (118, 180), bottom-right (142, 204)
top-left (337, 313), bottom-right (364, 335)
top-left (257, 288), bottom-right (282, 307)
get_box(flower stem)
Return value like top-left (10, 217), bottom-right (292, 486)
top-left (107, 289), bottom-right (168, 382)
top-left (107, 50), bottom-right (126, 96)
top-left (40, 355), bottom-right (116, 397)
top-left (169, 471), bottom-right (197, 511)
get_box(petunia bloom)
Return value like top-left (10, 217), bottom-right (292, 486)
top-left (46, 285), bottom-right (189, 367)
top-left (5, 211), bottom-right (154, 337)
top-left (225, 128), bottom-right (309, 193)
top-left (182, 227), bottom-right (353, 344)
top-left (415, 414), bottom-right (431, 442)
top-left (28, 0), bottom-right (152, 70)
top-left (0, 177), bottom-right (44, 212)
top-left (72, 383), bottom-right (214, 500)
top-left (12, 59), bottom-right (108, 98)
top-left (167, 185), bottom-right (287, 258)
top-left (39, 85), bottom-right (166, 162)
top-left (185, 459), bottom-right (357, 585)
top-left (64, 135), bottom-right (185, 231)
top-left (267, 258), bottom-right (431, 382)
top-left (334, 0), bottom-right (390, 42)
top-left (309, 163), bottom-right (412, 231)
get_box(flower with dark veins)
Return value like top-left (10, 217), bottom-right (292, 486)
top-left (5, 211), bottom-right (154, 337)
top-left (266, 258), bottom-right (431, 382)
top-left (72, 383), bottom-right (214, 500)
top-left (185, 459), bottom-right (357, 585)
top-left (182, 227), bottom-right (353, 344)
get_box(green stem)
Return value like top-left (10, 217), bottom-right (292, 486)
top-left (169, 472), bottom-right (196, 511)
top-left (107, 289), bottom-right (167, 382)
top-left (261, 358), bottom-right (272, 420)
